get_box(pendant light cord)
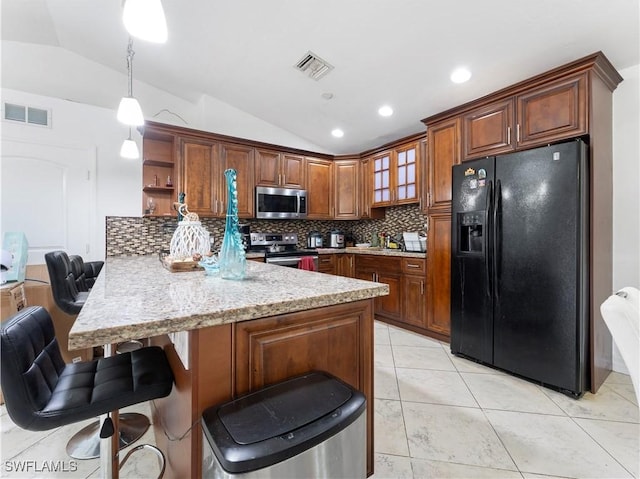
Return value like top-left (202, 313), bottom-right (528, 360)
top-left (126, 38), bottom-right (135, 97)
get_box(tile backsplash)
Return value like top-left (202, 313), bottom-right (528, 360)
top-left (106, 204), bottom-right (427, 256)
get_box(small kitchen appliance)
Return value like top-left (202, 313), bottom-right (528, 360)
top-left (328, 230), bottom-right (345, 249)
top-left (307, 231), bottom-right (323, 249)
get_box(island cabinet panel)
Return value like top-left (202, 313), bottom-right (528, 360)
top-left (151, 325), bottom-right (234, 479)
top-left (180, 139), bottom-right (217, 217)
top-left (234, 300), bottom-right (374, 475)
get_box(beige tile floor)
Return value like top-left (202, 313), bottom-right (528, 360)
top-left (1, 321), bottom-right (638, 478)
top-left (373, 321), bottom-right (639, 479)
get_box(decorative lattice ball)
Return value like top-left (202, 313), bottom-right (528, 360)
top-left (169, 212), bottom-right (211, 260)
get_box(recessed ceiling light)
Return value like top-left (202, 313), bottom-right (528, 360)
top-left (450, 67), bottom-right (472, 84)
top-left (378, 105), bottom-right (393, 117)
top-left (331, 128), bottom-right (344, 138)
top-left (321, 92), bottom-right (334, 100)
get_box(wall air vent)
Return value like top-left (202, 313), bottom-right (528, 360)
top-left (3, 102), bottom-right (51, 127)
top-left (295, 51), bottom-right (334, 81)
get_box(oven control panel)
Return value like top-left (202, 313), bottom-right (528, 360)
top-left (250, 232), bottom-right (298, 247)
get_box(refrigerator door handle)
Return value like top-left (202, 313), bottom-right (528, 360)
top-left (493, 179), bottom-right (502, 302)
top-left (485, 180), bottom-right (493, 298)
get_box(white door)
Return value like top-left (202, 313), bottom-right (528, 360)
top-left (1, 138), bottom-right (96, 265)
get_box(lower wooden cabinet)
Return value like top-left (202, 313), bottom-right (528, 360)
top-left (337, 253), bottom-right (355, 277)
top-left (355, 255), bottom-right (402, 323)
top-left (426, 213), bottom-right (452, 338)
top-left (318, 253), bottom-right (336, 274)
top-left (402, 258), bottom-right (427, 330)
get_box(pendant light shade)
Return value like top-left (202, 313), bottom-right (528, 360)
top-left (117, 40), bottom-right (145, 126)
top-left (123, 0), bottom-right (168, 44)
top-left (120, 131), bottom-right (140, 159)
top-left (117, 96), bottom-right (144, 126)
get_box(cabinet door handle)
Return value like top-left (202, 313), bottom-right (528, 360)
top-left (507, 126), bottom-right (511, 145)
top-left (407, 264), bottom-right (420, 268)
top-left (282, 174), bottom-right (286, 185)
top-left (421, 281), bottom-right (424, 295)
top-left (516, 123), bottom-right (521, 143)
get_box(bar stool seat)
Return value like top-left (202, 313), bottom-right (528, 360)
top-left (1, 306), bottom-right (174, 477)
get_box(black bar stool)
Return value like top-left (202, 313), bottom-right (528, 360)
top-left (1, 306), bottom-right (174, 478)
top-left (44, 250), bottom-right (150, 459)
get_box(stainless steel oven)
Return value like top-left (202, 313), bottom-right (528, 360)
top-left (265, 251), bottom-right (319, 270)
top-left (250, 232), bottom-right (318, 270)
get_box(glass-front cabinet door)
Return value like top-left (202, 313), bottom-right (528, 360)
top-left (395, 144), bottom-right (417, 204)
top-left (372, 151), bottom-right (391, 207)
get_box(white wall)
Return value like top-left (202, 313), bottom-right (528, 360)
top-left (1, 88), bottom-right (144, 260)
top-left (611, 64), bottom-right (640, 374)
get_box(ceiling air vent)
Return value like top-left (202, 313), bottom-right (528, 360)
top-left (295, 51), bottom-right (334, 81)
top-left (3, 102), bottom-right (51, 127)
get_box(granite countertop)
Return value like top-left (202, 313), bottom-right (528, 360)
top-left (68, 255), bottom-right (388, 349)
top-left (316, 247), bottom-right (426, 259)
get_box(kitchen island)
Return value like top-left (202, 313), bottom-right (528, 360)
top-left (69, 255), bottom-right (388, 478)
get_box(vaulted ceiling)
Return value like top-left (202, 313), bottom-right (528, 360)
top-left (2, 0), bottom-right (639, 154)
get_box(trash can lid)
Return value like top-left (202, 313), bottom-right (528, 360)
top-left (219, 371), bottom-right (351, 444)
top-left (202, 371), bottom-right (366, 473)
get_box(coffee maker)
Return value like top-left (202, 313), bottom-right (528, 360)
top-left (239, 224), bottom-right (251, 251)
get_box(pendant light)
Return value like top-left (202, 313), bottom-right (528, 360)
top-left (123, 0), bottom-right (168, 44)
top-left (120, 128), bottom-right (140, 159)
top-left (117, 40), bottom-right (144, 126)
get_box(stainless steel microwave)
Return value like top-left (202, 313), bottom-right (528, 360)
top-left (255, 186), bottom-right (307, 219)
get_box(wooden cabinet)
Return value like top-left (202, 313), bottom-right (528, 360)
top-left (370, 142), bottom-right (420, 209)
top-left (462, 73), bottom-right (587, 160)
top-left (359, 157), bottom-right (384, 219)
top-left (337, 253), bottom-right (355, 278)
top-left (462, 98), bottom-right (515, 160)
top-left (318, 253), bottom-right (336, 274)
top-left (516, 73), bottom-right (587, 148)
top-left (402, 258), bottom-right (427, 330)
top-left (425, 214), bottom-right (451, 339)
top-left (179, 138), bottom-right (217, 217)
top-left (219, 143), bottom-right (255, 218)
top-left (426, 117), bottom-right (461, 211)
top-left (355, 255), bottom-right (402, 323)
top-left (334, 159), bottom-right (359, 219)
top-left (255, 149), bottom-right (305, 189)
top-left (142, 127), bottom-right (176, 217)
top-left (305, 157), bottom-right (333, 219)
top-left (234, 301), bottom-right (374, 475)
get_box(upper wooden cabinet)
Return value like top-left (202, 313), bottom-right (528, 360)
top-left (219, 143), bottom-right (255, 218)
top-left (333, 159), bottom-right (359, 219)
top-left (426, 117), bottom-right (461, 211)
top-left (255, 149), bottom-right (305, 189)
top-left (359, 157), bottom-right (384, 220)
top-left (180, 138), bottom-right (217, 217)
top-left (462, 73), bottom-right (587, 160)
top-left (369, 142), bottom-right (420, 209)
top-left (306, 157), bottom-right (334, 219)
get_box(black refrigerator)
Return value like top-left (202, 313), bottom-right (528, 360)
top-left (450, 139), bottom-right (589, 397)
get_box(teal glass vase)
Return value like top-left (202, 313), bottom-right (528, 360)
top-left (219, 169), bottom-right (247, 280)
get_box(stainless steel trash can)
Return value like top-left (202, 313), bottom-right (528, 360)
top-left (202, 371), bottom-right (366, 478)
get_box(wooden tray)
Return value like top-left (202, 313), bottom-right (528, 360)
top-left (159, 254), bottom-right (203, 272)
